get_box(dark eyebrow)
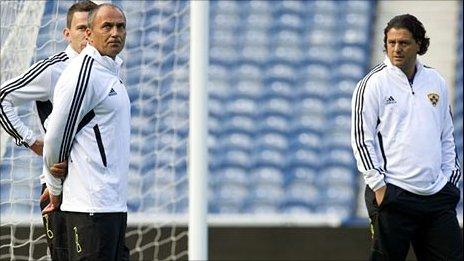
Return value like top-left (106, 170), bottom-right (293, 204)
top-left (102, 22), bottom-right (113, 27)
top-left (101, 21), bottom-right (125, 28)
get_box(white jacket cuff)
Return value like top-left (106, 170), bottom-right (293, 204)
top-left (364, 169), bottom-right (386, 191)
top-left (39, 173), bottom-right (46, 185)
top-left (24, 133), bottom-right (37, 147)
top-left (44, 168), bottom-right (62, 196)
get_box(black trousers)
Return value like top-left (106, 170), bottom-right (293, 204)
top-left (40, 184), bottom-right (68, 261)
top-left (64, 211), bottom-right (129, 261)
top-left (365, 182), bottom-right (463, 261)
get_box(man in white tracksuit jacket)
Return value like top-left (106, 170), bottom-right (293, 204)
top-left (351, 14), bottom-right (462, 260)
top-left (0, 2), bottom-right (97, 259)
top-left (43, 4), bottom-right (130, 260)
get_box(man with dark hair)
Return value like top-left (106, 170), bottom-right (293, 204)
top-left (0, 1), bottom-right (97, 260)
top-left (42, 3), bottom-right (130, 260)
top-left (351, 14), bottom-right (462, 260)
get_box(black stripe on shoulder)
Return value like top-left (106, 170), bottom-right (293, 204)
top-left (0, 51), bottom-right (69, 98)
top-left (59, 55), bottom-right (95, 162)
top-left (0, 51), bottom-right (69, 146)
top-left (353, 63), bottom-right (387, 171)
top-left (361, 63), bottom-right (386, 82)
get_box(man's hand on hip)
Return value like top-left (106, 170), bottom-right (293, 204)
top-left (42, 193), bottom-right (61, 214)
top-left (30, 139), bottom-right (44, 156)
top-left (375, 185), bottom-right (387, 206)
top-left (39, 187), bottom-right (49, 204)
top-left (50, 161), bottom-right (68, 178)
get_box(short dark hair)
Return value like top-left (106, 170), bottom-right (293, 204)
top-left (383, 14), bottom-right (430, 55)
top-left (87, 3), bottom-right (126, 29)
top-left (67, 1), bottom-right (98, 28)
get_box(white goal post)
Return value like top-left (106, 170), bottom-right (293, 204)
top-left (188, 1), bottom-right (209, 260)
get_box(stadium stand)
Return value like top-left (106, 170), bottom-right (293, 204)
top-left (208, 0), bottom-right (375, 218)
top-left (0, 0), bottom-right (374, 219)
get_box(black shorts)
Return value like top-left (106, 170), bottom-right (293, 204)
top-left (40, 184), bottom-right (68, 260)
top-left (64, 211), bottom-right (129, 261)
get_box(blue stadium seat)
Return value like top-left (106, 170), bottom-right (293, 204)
top-left (208, 63), bottom-right (229, 82)
top-left (293, 97), bottom-right (326, 117)
top-left (326, 115), bottom-right (352, 134)
top-left (239, 45), bottom-right (271, 63)
top-left (211, 167), bottom-right (249, 187)
top-left (253, 148), bottom-right (287, 169)
top-left (261, 81), bottom-right (294, 101)
top-left (273, 13), bottom-right (305, 33)
top-left (297, 80), bottom-right (330, 100)
top-left (217, 149), bottom-right (253, 169)
top-left (310, 0), bottom-right (339, 14)
top-left (233, 63), bottom-right (263, 82)
top-left (318, 166), bottom-right (355, 187)
top-left (298, 62), bottom-right (332, 82)
top-left (334, 62), bottom-right (365, 80)
top-left (209, 97), bottom-right (227, 119)
top-left (258, 115), bottom-right (291, 134)
top-left (212, 184), bottom-right (248, 213)
top-left (320, 185), bottom-right (356, 209)
top-left (221, 115), bottom-right (258, 136)
top-left (289, 132), bottom-right (323, 153)
top-left (305, 46), bottom-right (338, 64)
top-left (314, 204), bottom-right (353, 219)
top-left (244, 184), bottom-right (284, 214)
top-left (287, 148), bottom-right (321, 170)
top-left (310, 13), bottom-right (337, 30)
top-left (290, 114), bottom-right (326, 135)
top-left (255, 132), bottom-right (289, 152)
top-left (283, 182), bottom-right (320, 207)
top-left (338, 46), bottom-right (368, 65)
top-left (286, 166), bottom-right (318, 185)
top-left (225, 98), bottom-right (259, 118)
top-left (259, 97), bottom-right (293, 118)
top-left (275, 1), bottom-right (307, 16)
top-left (304, 28), bottom-right (339, 47)
top-left (218, 132), bottom-right (254, 152)
top-left (264, 62), bottom-right (297, 84)
top-left (250, 166), bottom-right (285, 187)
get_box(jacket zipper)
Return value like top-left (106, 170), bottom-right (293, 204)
top-left (93, 124), bottom-right (107, 167)
top-left (409, 82), bottom-right (415, 95)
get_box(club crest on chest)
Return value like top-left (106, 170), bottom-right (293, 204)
top-left (427, 93), bottom-right (439, 107)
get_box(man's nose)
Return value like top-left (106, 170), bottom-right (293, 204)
top-left (394, 43), bottom-right (401, 52)
top-left (110, 26), bottom-right (119, 36)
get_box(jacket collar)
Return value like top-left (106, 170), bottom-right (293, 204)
top-left (383, 55), bottom-right (424, 77)
top-left (65, 45), bottom-right (79, 59)
top-left (81, 44), bottom-right (123, 76)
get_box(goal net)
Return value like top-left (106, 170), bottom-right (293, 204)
top-left (0, 1), bottom-right (190, 260)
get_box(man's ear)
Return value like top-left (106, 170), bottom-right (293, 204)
top-left (63, 28), bottom-right (70, 41)
top-left (85, 28), bottom-right (92, 42)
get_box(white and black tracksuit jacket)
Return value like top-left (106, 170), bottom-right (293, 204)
top-left (43, 44), bottom-right (131, 213)
top-left (0, 45), bottom-right (78, 183)
top-left (351, 57), bottom-right (461, 195)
